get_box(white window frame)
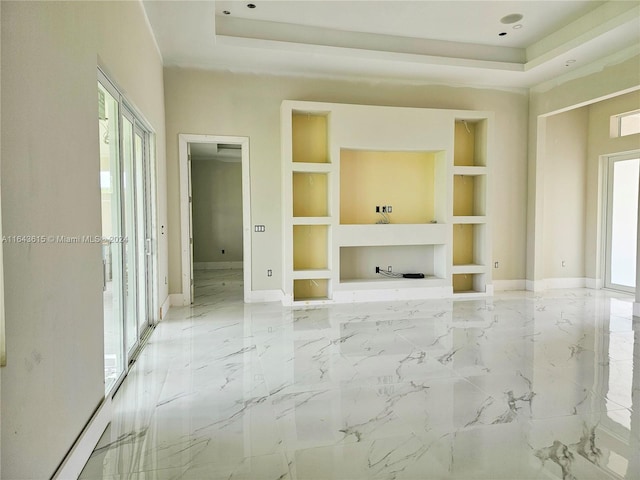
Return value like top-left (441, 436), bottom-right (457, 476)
top-left (610, 110), bottom-right (640, 138)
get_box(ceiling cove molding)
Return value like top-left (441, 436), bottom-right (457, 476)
top-left (215, 16), bottom-right (526, 64)
top-left (526, 2), bottom-right (640, 68)
top-left (215, 34), bottom-right (525, 73)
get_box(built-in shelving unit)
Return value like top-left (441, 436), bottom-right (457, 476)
top-left (451, 118), bottom-right (491, 296)
top-left (282, 101), bottom-right (492, 304)
top-left (284, 110), bottom-right (333, 303)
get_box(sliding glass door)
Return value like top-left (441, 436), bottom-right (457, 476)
top-left (99, 81), bottom-right (125, 392)
top-left (605, 153), bottom-right (639, 293)
top-left (99, 72), bottom-right (156, 394)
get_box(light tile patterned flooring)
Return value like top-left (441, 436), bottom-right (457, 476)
top-left (81, 270), bottom-right (639, 479)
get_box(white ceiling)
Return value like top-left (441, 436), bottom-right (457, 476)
top-left (143, 0), bottom-right (640, 89)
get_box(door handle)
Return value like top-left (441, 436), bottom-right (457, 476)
top-left (103, 259), bottom-right (107, 292)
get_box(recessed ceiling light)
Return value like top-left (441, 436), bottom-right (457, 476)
top-left (499, 32), bottom-right (507, 36)
top-left (565, 59), bottom-right (577, 66)
top-left (513, 24), bottom-right (523, 30)
top-left (501, 13), bottom-right (523, 24)
top-left (247, 3), bottom-right (256, 8)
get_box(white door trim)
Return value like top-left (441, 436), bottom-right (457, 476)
top-left (178, 134), bottom-right (251, 304)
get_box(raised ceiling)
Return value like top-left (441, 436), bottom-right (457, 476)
top-left (143, 0), bottom-right (640, 89)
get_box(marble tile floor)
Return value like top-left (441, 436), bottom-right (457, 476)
top-left (80, 270), bottom-right (639, 480)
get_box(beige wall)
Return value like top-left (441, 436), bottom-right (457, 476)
top-left (1, 1), bottom-right (166, 477)
top-left (527, 54), bottom-right (640, 282)
top-left (192, 159), bottom-right (243, 263)
top-left (164, 69), bottom-right (529, 291)
top-left (542, 107), bottom-right (589, 278)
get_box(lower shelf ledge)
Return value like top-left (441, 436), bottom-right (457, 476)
top-left (292, 269), bottom-right (332, 280)
top-left (452, 264), bottom-right (486, 274)
top-left (338, 275), bottom-right (445, 287)
top-left (332, 285), bottom-right (452, 303)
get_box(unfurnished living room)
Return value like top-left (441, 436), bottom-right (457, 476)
top-left (1, 1), bottom-right (639, 479)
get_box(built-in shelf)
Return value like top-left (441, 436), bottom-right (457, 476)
top-left (339, 244), bottom-right (445, 282)
top-left (453, 273), bottom-right (486, 294)
top-left (293, 172), bottom-right (329, 217)
top-left (292, 112), bottom-right (329, 163)
top-left (453, 223), bottom-right (487, 266)
top-left (292, 269), bottom-right (332, 280)
top-left (283, 101), bottom-right (493, 304)
top-left (340, 149), bottom-right (446, 225)
top-left (453, 174), bottom-right (486, 217)
top-left (452, 117), bottom-right (490, 297)
top-left (452, 264), bottom-right (486, 274)
top-left (293, 225), bottom-right (329, 271)
top-left (294, 278), bottom-right (330, 301)
top-left (453, 166), bottom-right (487, 176)
top-left (453, 216), bottom-right (487, 224)
top-left (454, 119), bottom-right (487, 167)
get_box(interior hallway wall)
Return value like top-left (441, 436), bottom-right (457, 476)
top-left (164, 68), bottom-right (529, 294)
top-left (192, 159), bottom-right (243, 263)
top-left (1, 1), bottom-right (166, 477)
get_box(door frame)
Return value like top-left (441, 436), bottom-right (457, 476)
top-left (602, 150), bottom-right (639, 293)
top-left (98, 68), bottom-right (159, 394)
top-left (179, 134), bottom-right (251, 303)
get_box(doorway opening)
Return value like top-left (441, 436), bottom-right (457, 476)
top-left (179, 135), bottom-right (251, 304)
top-left (604, 152), bottom-right (639, 293)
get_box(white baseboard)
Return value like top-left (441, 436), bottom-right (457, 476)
top-left (634, 302), bottom-right (640, 318)
top-left (160, 295), bottom-right (171, 320)
top-left (544, 277), bottom-right (587, 289)
top-left (245, 289), bottom-right (283, 303)
top-left (493, 280), bottom-right (526, 291)
top-left (526, 278), bottom-right (589, 291)
top-left (169, 293), bottom-right (187, 306)
top-left (52, 395), bottom-right (112, 480)
top-left (194, 261), bottom-right (243, 270)
top-left (585, 278), bottom-right (603, 289)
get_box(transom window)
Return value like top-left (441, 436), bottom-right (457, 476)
top-left (611, 110), bottom-right (640, 138)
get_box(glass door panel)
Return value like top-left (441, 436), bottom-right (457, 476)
top-left (121, 116), bottom-right (138, 354)
top-left (606, 155), bottom-right (639, 292)
top-left (98, 82), bottom-right (124, 393)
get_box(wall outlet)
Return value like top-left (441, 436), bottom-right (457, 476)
top-left (494, 261), bottom-right (499, 268)
top-left (222, 249), bottom-right (225, 254)
top-left (375, 266), bottom-right (380, 273)
top-left (382, 206), bottom-right (387, 213)
top-left (267, 269), bottom-right (272, 277)
top-left (388, 266), bottom-right (392, 272)
top-left (376, 206), bottom-right (380, 213)
top-left (387, 205), bottom-right (392, 213)
top-left (254, 225), bottom-right (266, 232)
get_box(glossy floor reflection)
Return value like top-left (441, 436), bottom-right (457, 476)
top-left (81, 270), bottom-right (639, 479)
